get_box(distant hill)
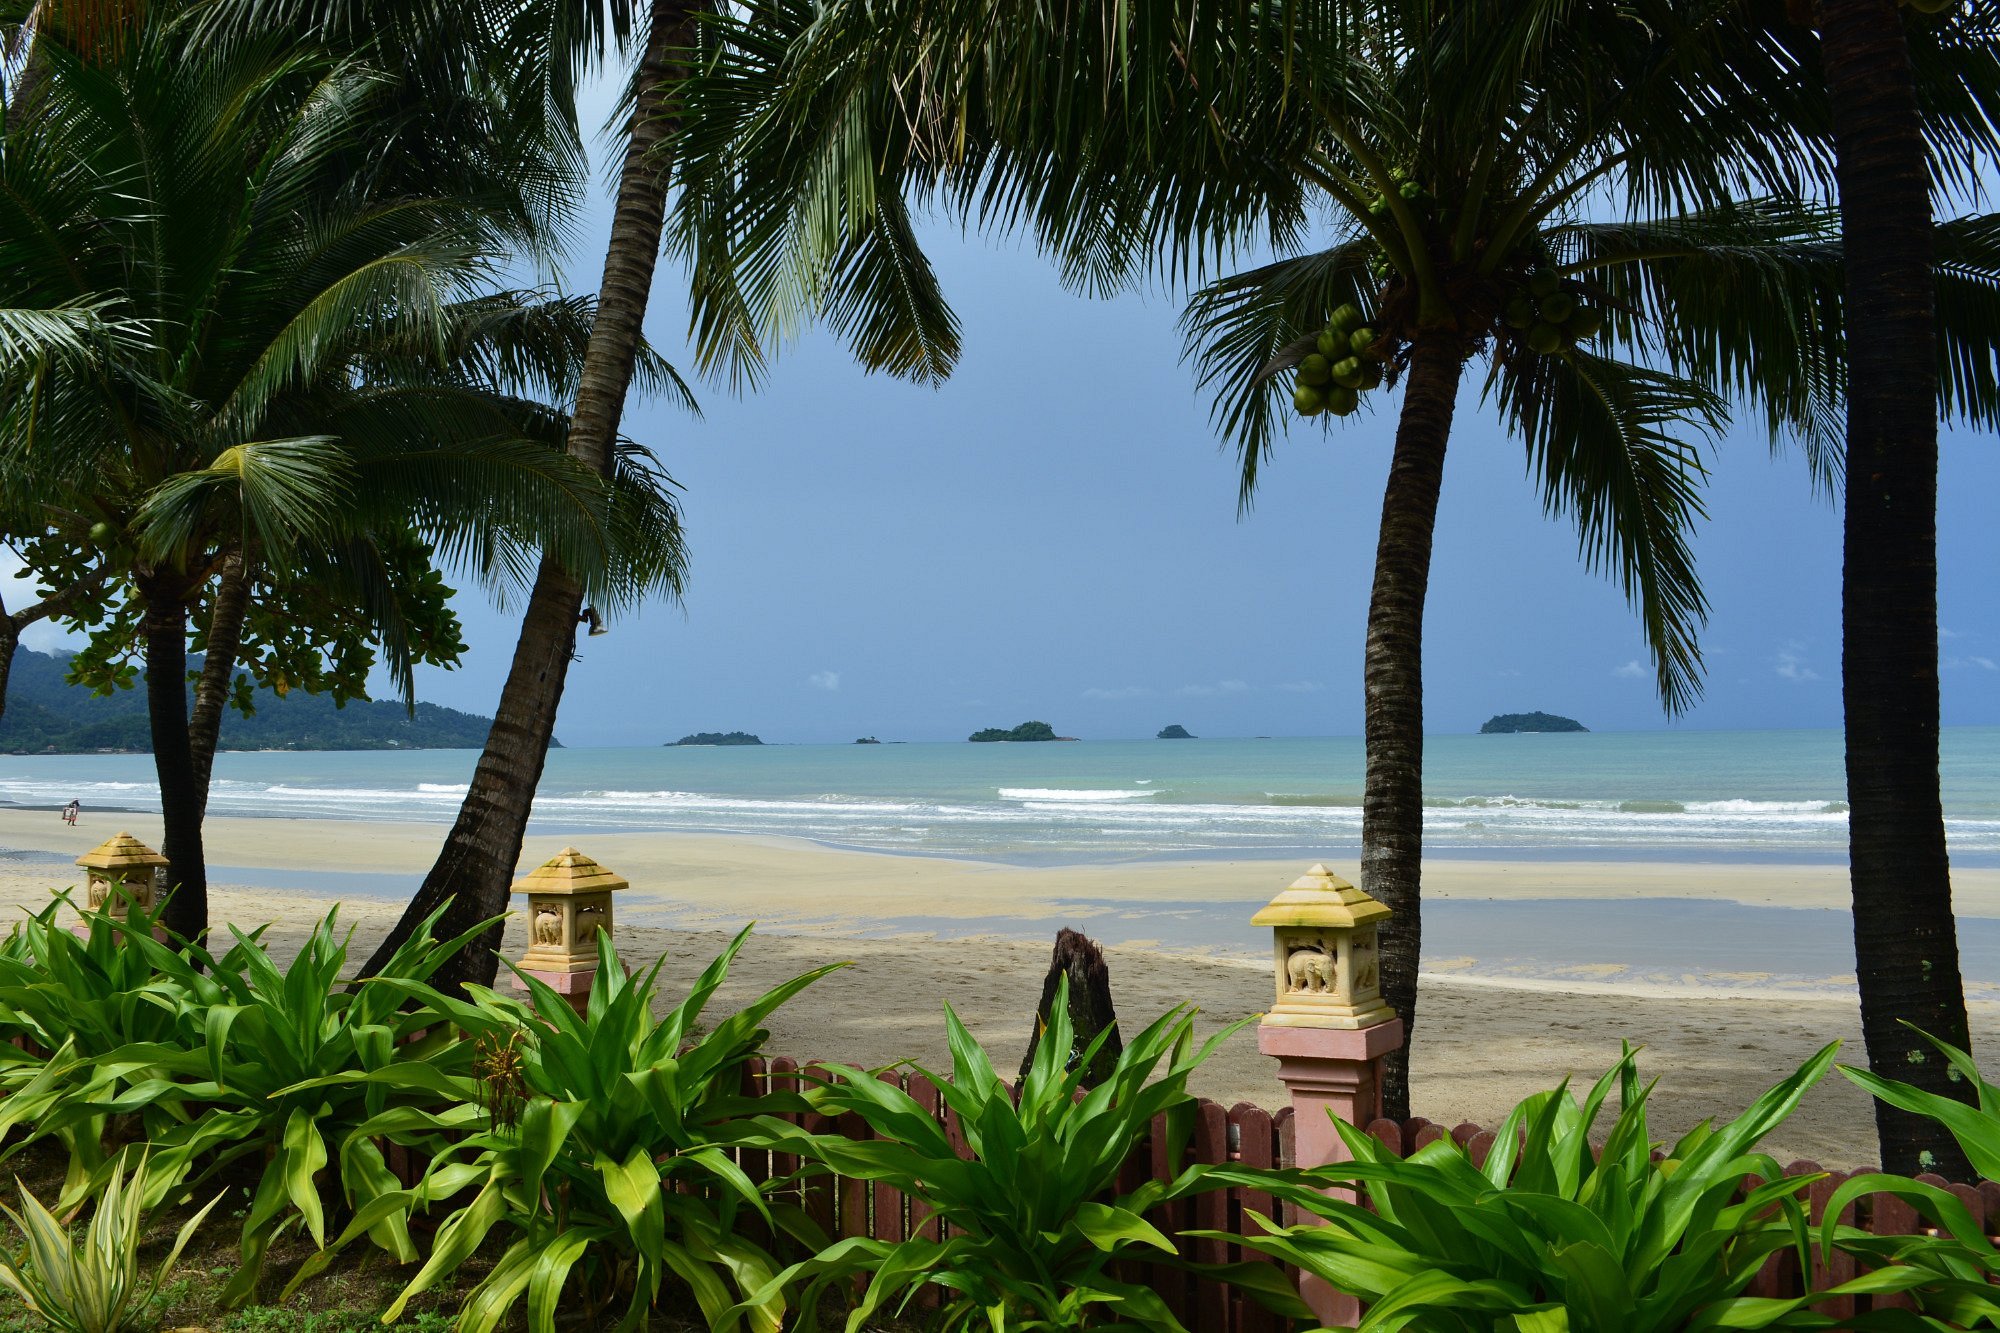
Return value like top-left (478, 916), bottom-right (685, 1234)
top-left (1480, 711), bottom-right (1588, 734)
top-left (670, 731), bottom-right (763, 746)
top-left (0, 648), bottom-right (507, 753)
top-left (1156, 724), bottom-right (1195, 739)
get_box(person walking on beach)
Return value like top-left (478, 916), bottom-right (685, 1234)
top-left (61, 800), bottom-right (79, 826)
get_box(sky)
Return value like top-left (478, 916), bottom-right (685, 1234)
top-left (13, 112), bottom-right (2000, 749)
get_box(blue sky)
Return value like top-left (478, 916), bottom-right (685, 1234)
top-left (13, 126), bottom-right (1999, 749)
top-left (404, 199), bottom-right (1999, 748)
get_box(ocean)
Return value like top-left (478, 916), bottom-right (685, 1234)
top-left (5, 727), bottom-right (1999, 866)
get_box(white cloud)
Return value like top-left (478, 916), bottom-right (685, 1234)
top-left (1612, 660), bottom-right (1645, 679)
top-left (1941, 627), bottom-right (1962, 640)
top-left (1979, 657), bottom-right (1998, 672)
top-left (1177, 679), bottom-right (1249, 697)
top-left (807, 670), bottom-right (840, 691)
top-left (1274, 679), bottom-right (1323, 693)
top-left (1944, 655), bottom-right (1997, 672)
top-left (1774, 646), bottom-right (1820, 682)
top-left (1082, 685), bottom-right (1154, 700)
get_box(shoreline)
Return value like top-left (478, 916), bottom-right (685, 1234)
top-left (6, 807), bottom-right (1998, 1167)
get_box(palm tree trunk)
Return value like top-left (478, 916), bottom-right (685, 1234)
top-left (1818, 0), bottom-right (1974, 1180)
top-left (139, 575), bottom-right (208, 942)
top-left (189, 553), bottom-right (250, 810)
top-left (1363, 333), bottom-right (1464, 1123)
top-left (362, 0), bottom-right (696, 986)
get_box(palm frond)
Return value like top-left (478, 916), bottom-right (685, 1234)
top-left (1490, 349), bottom-right (1719, 716)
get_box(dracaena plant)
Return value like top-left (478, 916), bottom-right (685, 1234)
top-left (300, 926), bottom-right (840, 1333)
top-left (748, 982), bottom-right (1272, 1332)
top-left (0, 897), bottom-right (227, 1197)
top-left (22, 905), bottom-right (489, 1306)
top-left (1205, 1042), bottom-right (1909, 1332)
top-left (0, 1153), bottom-right (219, 1333)
top-left (1801, 1028), bottom-right (2000, 1329)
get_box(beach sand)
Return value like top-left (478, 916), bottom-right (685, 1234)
top-left (4, 807), bottom-right (1996, 1168)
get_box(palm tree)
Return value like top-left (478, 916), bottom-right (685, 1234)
top-left (1813, 0), bottom-right (1993, 1179)
top-left (0, 9), bottom-right (679, 940)
top-left (354, 0), bottom-right (702, 987)
top-left (678, 0), bottom-right (1819, 1115)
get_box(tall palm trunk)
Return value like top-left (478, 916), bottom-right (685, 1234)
top-left (1363, 333), bottom-right (1464, 1122)
top-left (139, 574), bottom-right (208, 941)
top-left (362, 0), bottom-right (695, 987)
top-left (189, 552), bottom-right (250, 809)
top-left (1818, 0), bottom-right (1974, 1179)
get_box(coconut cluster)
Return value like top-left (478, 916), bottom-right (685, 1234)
top-left (1502, 268), bottom-right (1604, 356)
top-left (1292, 303), bottom-right (1389, 417)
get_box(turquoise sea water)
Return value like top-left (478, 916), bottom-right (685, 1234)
top-left (4, 728), bottom-right (1999, 866)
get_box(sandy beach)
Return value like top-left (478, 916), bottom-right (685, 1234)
top-left (4, 806), bottom-right (1997, 1168)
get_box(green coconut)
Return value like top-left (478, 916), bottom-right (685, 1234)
top-left (1503, 296), bottom-right (1536, 330)
top-left (1527, 323), bottom-right (1564, 355)
top-left (1330, 303), bottom-right (1363, 333)
top-left (1298, 354), bottom-right (1332, 385)
top-left (1349, 327), bottom-right (1376, 355)
top-left (1397, 180), bottom-right (1423, 201)
top-left (1538, 292), bottom-right (1577, 323)
top-left (1369, 196), bottom-right (1392, 216)
top-left (1294, 383), bottom-right (1327, 415)
top-left (1330, 357), bottom-right (1364, 389)
top-left (88, 521), bottom-right (115, 545)
top-left (1326, 385), bottom-right (1360, 416)
top-left (1316, 329), bottom-right (1340, 358)
top-left (1569, 307), bottom-right (1605, 339)
top-left (1528, 268), bottom-right (1561, 297)
top-left (1358, 363), bottom-right (1383, 391)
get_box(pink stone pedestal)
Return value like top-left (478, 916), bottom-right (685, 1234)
top-left (511, 966), bottom-right (596, 1017)
top-left (1258, 1017), bottom-right (1405, 1326)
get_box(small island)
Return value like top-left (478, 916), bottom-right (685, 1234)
top-left (669, 731), bottom-right (763, 746)
top-left (855, 736), bottom-right (881, 744)
top-left (969, 720), bottom-right (1062, 743)
top-left (1156, 724), bottom-right (1196, 739)
top-left (1479, 711), bottom-right (1588, 734)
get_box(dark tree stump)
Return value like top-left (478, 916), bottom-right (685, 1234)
top-left (1020, 928), bottom-right (1123, 1087)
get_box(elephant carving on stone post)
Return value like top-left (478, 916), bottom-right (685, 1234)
top-left (1286, 946), bottom-right (1336, 994)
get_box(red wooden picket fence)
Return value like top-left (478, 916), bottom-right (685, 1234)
top-left (734, 1056), bottom-right (2000, 1333)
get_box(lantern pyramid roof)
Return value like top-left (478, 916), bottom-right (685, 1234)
top-left (513, 846), bottom-right (629, 896)
top-left (1249, 863), bottom-right (1391, 928)
top-left (75, 832), bottom-right (169, 871)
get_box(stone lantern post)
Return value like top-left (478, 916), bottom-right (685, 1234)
top-left (511, 847), bottom-right (627, 1015)
top-left (1251, 863), bottom-right (1405, 1325)
top-left (72, 833), bottom-right (171, 941)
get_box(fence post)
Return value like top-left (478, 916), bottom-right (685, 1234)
top-left (509, 847), bottom-right (627, 1016)
top-left (1250, 864), bottom-right (1406, 1327)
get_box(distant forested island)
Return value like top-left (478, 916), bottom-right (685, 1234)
top-left (970, 721), bottom-right (1065, 742)
top-left (1480, 711), bottom-right (1588, 734)
top-left (0, 648), bottom-right (507, 753)
top-left (670, 731), bottom-right (763, 746)
top-left (1157, 724), bottom-right (1195, 739)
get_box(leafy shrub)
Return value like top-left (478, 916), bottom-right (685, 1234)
top-left (0, 1155), bottom-right (218, 1333)
top-left (0, 897), bottom-right (221, 1197)
top-left (6, 905), bottom-right (488, 1305)
top-left (1814, 1028), bottom-right (2000, 1327)
top-left (307, 926), bottom-right (839, 1333)
top-left (1207, 1043), bottom-right (1902, 1331)
top-left (754, 983), bottom-right (1265, 1332)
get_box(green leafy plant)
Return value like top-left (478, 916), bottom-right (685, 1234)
top-left (18, 906), bottom-right (489, 1305)
top-left (750, 982), bottom-right (1268, 1332)
top-left (1809, 1029), bottom-right (2000, 1328)
top-left (0, 1155), bottom-right (219, 1333)
top-left (0, 897), bottom-right (220, 1197)
top-left (1205, 1042), bottom-right (1910, 1332)
top-left (303, 926), bottom-right (839, 1333)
